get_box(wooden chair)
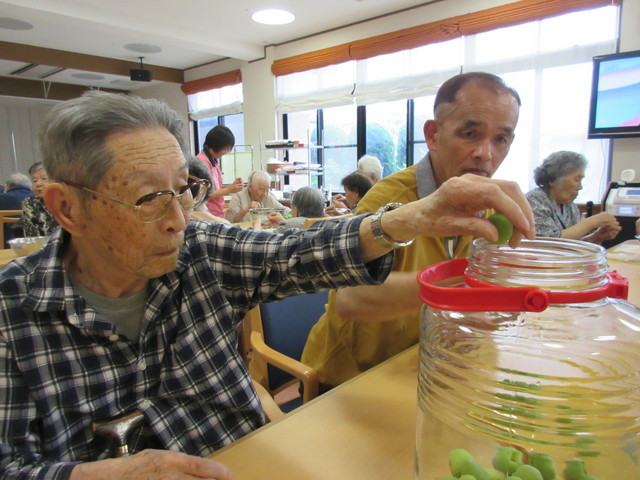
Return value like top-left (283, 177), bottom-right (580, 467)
top-left (247, 290), bottom-right (329, 412)
top-left (0, 210), bottom-right (22, 248)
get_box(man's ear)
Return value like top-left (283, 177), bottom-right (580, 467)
top-left (424, 120), bottom-right (439, 151)
top-left (43, 183), bottom-right (86, 236)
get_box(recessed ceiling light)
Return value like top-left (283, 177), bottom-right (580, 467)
top-left (71, 73), bottom-right (106, 81)
top-left (252, 9), bottom-right (295, 25)
top-left (124, 43), bottom-right (162, 54)
top-left (0, 17), bottom-right (33, 30)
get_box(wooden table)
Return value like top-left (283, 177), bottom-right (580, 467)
top-left (210, 345), bottom-right (419, 480)
top-left (210, 247), bottom-right (640, 479)
top-left (0, 248), bottom-right (19, 268)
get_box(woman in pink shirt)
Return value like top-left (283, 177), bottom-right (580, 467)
top-left (196, 125), bottom-right (243, 217)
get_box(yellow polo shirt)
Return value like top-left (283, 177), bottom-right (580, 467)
top-left (301, 160), bottom-right (481, 387)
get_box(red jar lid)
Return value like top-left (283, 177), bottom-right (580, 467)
top-left (418, 258), bottom-right (629, 312)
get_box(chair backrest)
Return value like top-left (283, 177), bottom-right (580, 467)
top-left (0, 210), bottom-right (22, 248)
top-left (260, 290), bottom-right (328, 392)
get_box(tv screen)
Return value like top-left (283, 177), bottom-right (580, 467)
top-left (588, 49), bottom-right (640, 139)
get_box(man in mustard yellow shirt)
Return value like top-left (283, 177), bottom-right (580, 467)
top-left (302, 72), bottom-right (522, 388)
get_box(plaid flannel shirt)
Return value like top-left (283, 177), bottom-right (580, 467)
top-left (0, 216), bottom-right (392, 480)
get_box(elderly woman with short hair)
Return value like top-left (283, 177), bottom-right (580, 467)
top-left (266, 186), bottom-right (326, 233)
top-left (526, 150), bottom-right (620, 244)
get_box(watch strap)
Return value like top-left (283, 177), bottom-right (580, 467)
top-left (370, 202), bottom-right (415, 249)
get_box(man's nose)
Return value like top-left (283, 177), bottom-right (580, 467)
top-left (162, 196), bottom-right (189, 231)
top-left (472, 139), bottom-right (493, 161)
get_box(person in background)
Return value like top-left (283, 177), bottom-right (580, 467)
top-left (302, 71), bottom-right (524, 389)
top-left (196, 125), bottom-right (244, 217)
top-left (186, 155), bottom-right (230, 224)
top-left (22, 162), bottom-right (58, 237)
top-left (0, 173), bottom-right (35, 246)
top-left (525, 151), bottom-right (620, 244)
top-left (357, 154), bottom-right (383, 183)
top-left (224, 170), bottom-right (290, 223)
top-left (0, 90), bottom-right (534, 479)
top-left (0, 173), bottom-right (34, 209)
top-left (325, 171), bottom-right (373, 216)
top-left (266, 186), bottom-right (326, 233)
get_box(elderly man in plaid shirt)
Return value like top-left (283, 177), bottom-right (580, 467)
top-left (0, 91), bottom-right (534, 480)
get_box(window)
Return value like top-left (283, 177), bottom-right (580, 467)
top-left (193, 113), bottom-right (245, 154)
top-left (280, 5), bottom-right (618, 204)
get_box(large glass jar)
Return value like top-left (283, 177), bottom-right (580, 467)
top-left (416, 238), bottom-right (640, 480)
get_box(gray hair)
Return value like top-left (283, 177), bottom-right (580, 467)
top-left (357, 155), bottom-right (383, 182)
top-left (291, 186), bottom-right (326, 218)
top-left (39, 91), bottom-right (187, 189)
top-left (248, 170), bottom-right (271, 185)
top-left (186, 155), bottom-right (214, 197)
top-left (6, 173), bottom-right (32, 189)
top-left (533, 151), bottom-right (588, 188)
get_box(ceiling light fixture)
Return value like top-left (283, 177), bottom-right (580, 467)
top-left (251, 9), bottom-right (295, 25)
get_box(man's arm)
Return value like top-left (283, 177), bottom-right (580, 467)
top-left (356, 175), bottom-right (535, 263)
top-left (335, 272), bottom-right (421, 322)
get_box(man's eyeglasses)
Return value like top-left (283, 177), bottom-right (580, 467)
top-left (59, 177), bottom-right (211, 223)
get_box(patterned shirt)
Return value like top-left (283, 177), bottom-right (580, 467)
top-left (525, 187), bottom-right (581, 237)
top-left (0, 217), bottom-right (392, 480)
top-left (21, 196), bottom-right (58, 237)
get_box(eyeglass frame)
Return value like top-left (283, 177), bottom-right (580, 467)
top-left (58, 176), bottom-right (211, 224)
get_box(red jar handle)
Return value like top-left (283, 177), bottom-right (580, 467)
top-left (417, 258), bottom-right (629, 312)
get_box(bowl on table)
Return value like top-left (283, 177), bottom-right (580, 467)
top-left (249, 208), bottom-right (286, 228)
top-left (8, 236), bottom-right (48, 256)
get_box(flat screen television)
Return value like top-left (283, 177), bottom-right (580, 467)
top-left (588, 49), bottom-right (640, 139)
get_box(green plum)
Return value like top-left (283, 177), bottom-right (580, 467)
top-left (528, 452), bottom-right (556, 480)
top-left (488, 213), bottom-right (514, 244)
top-left (492, 446), bottom-right (523, 475)
top-left (449, 449), bottom-right (475, 476)
top-left (513, 464), bottom-right (543, 480)
top-left (562, 458), bottom-right (587, 480)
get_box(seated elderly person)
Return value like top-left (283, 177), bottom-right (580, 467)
top-left (224, 170), bottom-right (289, 223)
top-left (0, 173), bottom-right (35, 246)
top-left (186, 155), bottom-right (230, 224)
top-left (326, 171), bottom-right (373, 216)
top-left (265, 186), bottom-right (327, 233)
top-left (0, 90), bottom-right (535, 480)
top-left (357, 154), bottom-right (383, 184)
top-left (526, 151), bottom-right (620, 244)
top-left (22, 162), bottom-right (59, 237)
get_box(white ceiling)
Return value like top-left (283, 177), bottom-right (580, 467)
top-left (0, 0), bottom-right (435, 92)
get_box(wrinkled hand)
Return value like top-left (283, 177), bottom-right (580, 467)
top-left (325, 195), bottom-right (350, 216)
top-left (383, 175), bottom-right (535, 248)
top-left (590, 211), bottom-right (620, 229)
top-left (249, 201), bottom-right (262, 210)
top-left (267, 212), bottom-right (285, 225)
top-left (69, 449), bottom-right (232, 480)
top-left (228, 177), bottom-right (244, 194)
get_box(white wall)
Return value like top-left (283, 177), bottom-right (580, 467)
top-left (134, 82), bottom-right (190, 148)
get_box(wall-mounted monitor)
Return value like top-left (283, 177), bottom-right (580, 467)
top-left (588, 49), bottom-right (640, 139)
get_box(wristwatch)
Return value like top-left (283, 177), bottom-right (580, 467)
top-left (370, 202), bottom-right (415, 249)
